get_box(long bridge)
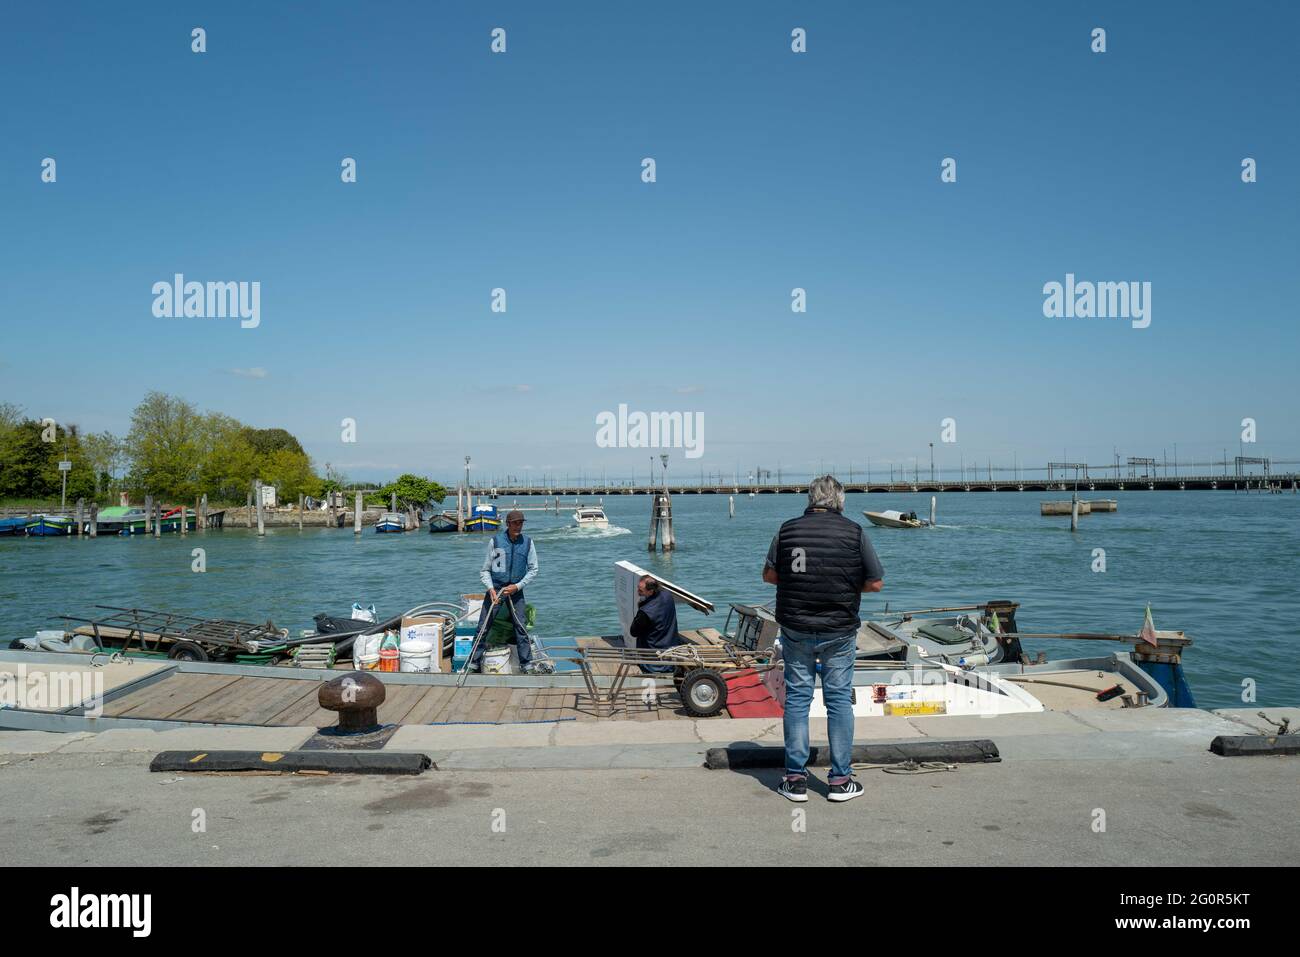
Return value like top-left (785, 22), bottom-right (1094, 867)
top-left (473, 473), bottom-right (1298, 497)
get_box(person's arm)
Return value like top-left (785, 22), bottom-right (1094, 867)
top-left (480, 539), bottom-right (496, 598)
top-left (762, 534), bottom-right (780, 585)
top-left (860, 529), bottom-right (885, 592)
top-left (629, 609), bottom-right (652, 640)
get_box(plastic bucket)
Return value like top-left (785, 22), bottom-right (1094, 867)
top-left (482, 646), bottom-right (512, 675)
top-left (356, 652), bottom-right (380, 671)
top-left (378, 648), bottom-right (400, 673)
top-left (399, 639), bottom-right (435, 673)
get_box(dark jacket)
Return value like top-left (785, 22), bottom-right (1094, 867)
top-left (772, 507), bottom-right (875, 634)
top-left (630, 589), bottom-right (679, 651)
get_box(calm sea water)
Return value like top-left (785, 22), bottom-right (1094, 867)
top-left (2, 491), bottom-right (1296, 709)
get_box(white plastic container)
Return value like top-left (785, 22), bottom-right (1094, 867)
top-left (482, 646), bottom-right (512, 675)
top-left (399, 639), bottom-right (435, 673)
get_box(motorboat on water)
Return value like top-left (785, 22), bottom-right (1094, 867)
top-left (84, 506), bottom-right (195, 536)
top-left (24, 514), bottom-right (73, 536)
top-left (864, 509), bottom-right (928, 529)
top-left (464, 503), bottom-right (501, 533)
top-left (0, 517), bottom-right (30, 536)
top-left (374, 512), bottom-right (406, 533)
top-left (573, 505), bottom-right (609, 529)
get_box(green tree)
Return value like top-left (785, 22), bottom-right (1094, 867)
top-left (126, 392), bottom-right (203, 498)
top-left (378, 474), bottom-right (447, 510)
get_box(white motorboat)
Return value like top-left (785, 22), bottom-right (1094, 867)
top-left (864, 509), bottom-right (927, 528)
top-left (573, 506), bottom-right (609, 529)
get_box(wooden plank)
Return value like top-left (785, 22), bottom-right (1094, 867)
top-left (438, 685), bottom-right (485, 724)
top-left (237, 682), bottom-right (323, 726)
top-left (696, 627), bottom-right (727, 645)
top-left (496, 688), bottom-right (532, 724)
top-left (401, 685), bottom-right (457, 725)
top-left (376, 684), bottom-right (429, 725)
top-left (171, 676), bottom-right (301, 723)
top-left (102, 673), bottom-right (241, 719)
top-left (467, 687), bottom-right (514, 723)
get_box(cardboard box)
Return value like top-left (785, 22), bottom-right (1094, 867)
top-left (400, 616), bottom-right (446, 673)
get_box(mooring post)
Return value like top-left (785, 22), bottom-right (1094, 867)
top-left (75, 498), bottom-right (84, 537)
top-left (153, 500), bottom-right (161, 539)
top-left (728, 494), bottom-right (734, 518)
top-left (88, 502), bottom-right (98, 537)
top-left (354, 491), bottom-right (363, 535)
top-left (144, 495), bottom-right (153, 534)
top-left (456, 484), bottom-right (465, 532)
top-left (246, 487), bottom-right (253, 528)
top-left (1070, 493), bottom-right (1079, 533)
top-left (930, 495), bottom-right (937, 527)
top-left (255, 479), bottom-right (266, 536)
top-left (199, 494), bottom-right (208, 533)
top-left (180, 498), bottom-right (187, 536)
top-left (298, 493), bottom-right (304, 530)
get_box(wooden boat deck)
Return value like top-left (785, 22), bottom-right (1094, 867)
top-left (97, 673), bottom-right (702, 726)
top-left (90, 630), bottom-right (736, 727)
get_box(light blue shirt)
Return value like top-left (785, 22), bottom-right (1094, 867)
top-left (479, 534), bottom-right (539, 591)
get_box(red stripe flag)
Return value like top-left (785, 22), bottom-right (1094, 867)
top-left (1138, 605), bottom-right (1158, 647)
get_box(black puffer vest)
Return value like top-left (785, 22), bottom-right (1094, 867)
top-left (774, 507), bottom-right (866, 634)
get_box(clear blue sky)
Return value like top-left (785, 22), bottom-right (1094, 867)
top-left (2, 1), bottom-right (1296, 485)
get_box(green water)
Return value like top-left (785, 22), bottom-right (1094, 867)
top-left (3, 491), bottom-right (1296, 709)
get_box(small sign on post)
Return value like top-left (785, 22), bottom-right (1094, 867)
top-left (58, 460), bottom-right (71, 509)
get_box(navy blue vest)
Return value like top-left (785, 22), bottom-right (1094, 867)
top-left (489, 531), bottom-right (532, 587)
top-left (774, 508), bottom-right (866, 634)
top-left (636, 589), bottom-right (679, 651)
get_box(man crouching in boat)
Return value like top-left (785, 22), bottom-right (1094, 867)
top-left (630, 575), bottom-right (680, 673)
top-left (470, 509), bottom-right (541, 674)
top-left (763, 475), bottom-right (884, 803)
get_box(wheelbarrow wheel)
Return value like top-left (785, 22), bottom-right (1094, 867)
top-left (167, 640), bottom-right (209, 662)
top-left (680, 668), bottom-right (727, 718)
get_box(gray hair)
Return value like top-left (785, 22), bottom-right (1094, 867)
top-left (807, 474), bottom-right (845, 512)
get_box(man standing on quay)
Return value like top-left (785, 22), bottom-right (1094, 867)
top-left (763, 475), bottom-right (884, 803)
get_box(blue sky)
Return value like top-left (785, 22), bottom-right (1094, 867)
top-left (2, 1), bottom-right (1296, 485)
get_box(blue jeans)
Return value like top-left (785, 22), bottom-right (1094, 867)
top-left (781, 626), bottom-right (856, 782)
top-left (470, 590), bottom-right (532, 669)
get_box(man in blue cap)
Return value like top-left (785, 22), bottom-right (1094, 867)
top-left (471, 509), bottom-right (540, 673)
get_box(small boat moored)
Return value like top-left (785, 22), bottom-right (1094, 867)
top-left (464, 503), bottom-right (501, 533)
top-left (374, 512), bottom-right (407, 533)
top-left (25, 514), bottom-right (73, 536)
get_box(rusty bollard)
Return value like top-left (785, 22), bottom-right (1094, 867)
top-left (319, 671), bottom-right (385, 733)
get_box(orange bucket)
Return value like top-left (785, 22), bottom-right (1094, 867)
top-left (378, 648), bottom-right (400, 673)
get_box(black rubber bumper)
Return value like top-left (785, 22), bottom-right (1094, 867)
top-left (149, 750), bottom-right (433, 775)
top-left (704, 739), bottom-right (1000, 770)
top-left (1210, 734), bottom-right (1300, 757)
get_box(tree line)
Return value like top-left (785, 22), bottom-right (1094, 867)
top-left (0, 393), bottom-right (445, 507)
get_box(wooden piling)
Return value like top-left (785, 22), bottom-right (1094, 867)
top-left (1070, 494), bottom-right (1079, 533)
top-left (354, 491), bottom-right (363, 534)
top-left (74, 498), bottom-right (84, 536)
top-left (298, 493), bottom-right (305, 530)
top-left (88, 503), bottom-right (98, 537)
top-left (180, 498), bottom-right (187, 535)
top-left (255, 480), bottom-right (266, 536)
top-left (153, 500), bottom-right (161, 539)
top-left (199, 494), bottom-right (208, 533)
top-left (728, 494), bottom-right (734, 518)
top-left (144, 495), bottom-right (153, 534)
top-left (246, 487), bottom-right (254, 528)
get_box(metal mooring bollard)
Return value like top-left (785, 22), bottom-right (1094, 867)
top-left (318, 671), bottom-right (386, 733)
